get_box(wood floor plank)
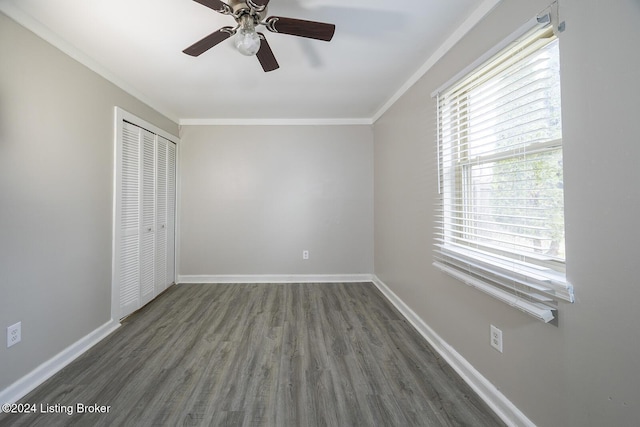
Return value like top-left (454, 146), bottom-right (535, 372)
top-left (0, 283), bottom-right (505, 427)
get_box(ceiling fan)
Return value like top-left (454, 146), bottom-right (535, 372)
top-left (183, 0), bottom-right (336, 72)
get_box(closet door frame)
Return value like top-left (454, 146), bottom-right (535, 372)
top-left (112, 107), bottom-right (179, 321)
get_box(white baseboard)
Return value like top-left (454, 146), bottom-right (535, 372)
top-left (1, 277), bottom-right (532, 426)
top-left (177, 274), bottom-right (375, 284)
top-left (371, 276), bottom-right (535, 427)
top-left (0, 320), bottom-right (120, 405)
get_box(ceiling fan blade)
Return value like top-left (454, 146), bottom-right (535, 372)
top-left (266, 16), bottom-right (335, 42)
top-left (256, 34), bottom-right (279, 72)
top-left (192, 0), bottom-right (232, 15)
top-left (183, 27), bottom-right (235, 57)
top-left (247, 0), bottom-right (270, 10)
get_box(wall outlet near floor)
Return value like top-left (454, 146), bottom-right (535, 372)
top-left (7, 322), bottom-right (21, 348)
top-left (490, 325), bottom-right (503, 353)
top-left (302, 250), bottom-right (309, 260)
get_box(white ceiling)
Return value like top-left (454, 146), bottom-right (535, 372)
top-left (1, 0), bottom-right (493, 123)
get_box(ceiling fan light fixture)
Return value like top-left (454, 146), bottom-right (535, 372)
top-left (235, 28), bottom-right (261, 56)
top-left (235, 15), bottom-right (261, 56)
top-left (183, 0), bottom-right (335, 71)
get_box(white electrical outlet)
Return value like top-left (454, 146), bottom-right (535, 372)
top-left (302, 250), bottom-right (309, 260)
top-left (7, 322), bottom-right (21, 348)
top-left (490, 325), bottom-right (503, 353)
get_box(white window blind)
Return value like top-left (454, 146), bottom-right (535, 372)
top-left (434, 20), bottom-right (573, 323)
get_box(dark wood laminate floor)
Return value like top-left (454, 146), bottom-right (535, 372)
top-left (0, 283), bottom-right (505, 427)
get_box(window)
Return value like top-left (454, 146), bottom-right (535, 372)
top-left (433, 19), bottom-right (573, 322)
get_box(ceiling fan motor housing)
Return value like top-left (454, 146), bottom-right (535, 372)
top-left (230, 0), bottom-right (267, 25)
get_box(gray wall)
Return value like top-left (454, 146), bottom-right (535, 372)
top-left (373, 0), bottom-right (640, 426)
top-left (178, 125), bottom-right (374, 276)
top-left (0, 13), bottom-right (178, 390)
top-left (4, 0), bottom-right (640, 424)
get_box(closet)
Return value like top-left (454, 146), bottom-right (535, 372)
top-left (113, 111), bottom-right (177, 320)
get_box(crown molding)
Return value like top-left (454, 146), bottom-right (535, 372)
top-left (179, 118), bottom-right (374, 126)
top-left (0, 1), bottom-right (180, 124)
top-left (371, 0), bottom-right (503, 123)
top-left (2, 0), bottom-right (500, 126)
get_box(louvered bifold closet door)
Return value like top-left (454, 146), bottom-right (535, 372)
top-left (140, 129), bottom-right (156, 306)
top-left (116, 113), bottom-right (177, 320)
top-left (119, 122), bottom-right (142, 317)
top-left (166, 141), bottom-right (176, 286)
top-left (155, 137), bottom-right (168, 294)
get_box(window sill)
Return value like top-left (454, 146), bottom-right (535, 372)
top-left (433, 261), bottom-right (557, 323)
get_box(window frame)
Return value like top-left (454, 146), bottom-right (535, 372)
top-left (432, 15), bottom-right (573, 323)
